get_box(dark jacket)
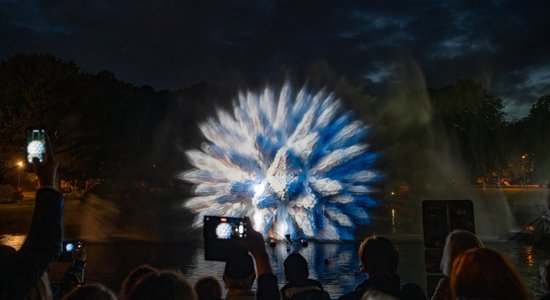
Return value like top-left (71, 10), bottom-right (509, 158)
top-left (338, 274), bottom-right (401, 300)
top-left (0, 188), bottom-right (64, 300)
top-left (256, 273), bottom-right (281, 300)
top-left (52, 259), bottom-right (86, 300)
top-left (281, 278), bottom-right (329, 300)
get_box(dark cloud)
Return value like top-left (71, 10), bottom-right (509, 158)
top-left (1, 0), bottom-right (550, 118)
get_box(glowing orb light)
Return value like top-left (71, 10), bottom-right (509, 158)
top-left (215, 223), bottom-right (233, 239)
top-left (181, 83), bottom-right (379, 241)
top-left (65, 243), bottom-right (74, 251)
top-left (27, 140), bottom-right (45, 163)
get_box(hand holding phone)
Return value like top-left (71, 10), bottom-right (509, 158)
top-left (203, 216), bottom-right (248, 261)
top-left (59, 240), bottom-right (85, 262)
top-left (26, 129), bottom-right (58, 189)
top-left (26, 129), bottom-right (47, 164)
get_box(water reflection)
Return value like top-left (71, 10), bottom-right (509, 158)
top-left (489, 242), bottom-right (547, 297)
top-left (524, 245), bottom-right (535, 267)
top-left (0, 234), bottom-right (26, 250)
top-left (391, 208), bottom-right (397, 233)
top-left (1, 235), bottom-right (549, 298)
top-left (269, 242), bottom-right (364, 297)
top-left (183, 241), bottom-right (548, 298)
top-left (183, 241), bottom-right (365, 298)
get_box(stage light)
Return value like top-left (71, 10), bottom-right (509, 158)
top-left (253, 183), bottom-right (265, 196)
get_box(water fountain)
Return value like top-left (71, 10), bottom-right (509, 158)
top-left (3, 82), bottom-right (549, 298)
top-left (180, 83), bottom-right (380, 241)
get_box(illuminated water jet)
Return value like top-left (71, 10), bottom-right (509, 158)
top-left (180, 83), bottom-right (379, 241)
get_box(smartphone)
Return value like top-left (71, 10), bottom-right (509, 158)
top-left (59, 240), bottom-right (84, 262)
top-left (26, 128), bottom-right (47, 164)
top-left (203, 216), bottom-right (248, 261)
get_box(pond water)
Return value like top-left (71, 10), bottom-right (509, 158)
top-left (1, 234), bottom-right (548, 299)
top-left (1, 187), bottom-right (549, 298)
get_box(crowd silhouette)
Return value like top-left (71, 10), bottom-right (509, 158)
top-left (1, 140), bottom-right (548, 300)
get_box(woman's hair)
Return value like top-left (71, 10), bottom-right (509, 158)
top-left (194, 276), bottom-right (222, 300)
top-left (451, 248), bottom-right (532, 300)
top-left (62, 283), bottom-right (116, 300)
top-left (361, 289), bottom-right (399, 300)
top-left (440, 229), bottom-right (483, 276)
top-left (540, 259), bottom-right (550, 291)
top-left (24, 272), bottom-right (52, 300)
top-left (127, 269), bottom-right (196, 300)
top-left (358, 235), bottom-right (399, 276)
top-left (119, 264), bottom-right (158, 300)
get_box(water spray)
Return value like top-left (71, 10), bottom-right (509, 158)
top-left (180, 83), bottom-right (379, 241)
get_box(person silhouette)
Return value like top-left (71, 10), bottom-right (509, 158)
top-left (281, 252), bottom-right (329, 300)
top-left (0, 136), bottom-right (64, 300)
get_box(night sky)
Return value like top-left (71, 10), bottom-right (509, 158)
top-left (2, 0), bottom-right (550, 120)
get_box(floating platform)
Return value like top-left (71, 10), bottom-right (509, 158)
top-left (510, 232), bottom-right (550, 245)
top-left (509, 213), bottom-right (550, 245)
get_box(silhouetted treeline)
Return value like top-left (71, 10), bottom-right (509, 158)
top-left (1, 53), bottom-right (549, 192)
top-left (0, 53), bottom-right (230, 188)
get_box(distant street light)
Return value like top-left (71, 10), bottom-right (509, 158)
top-left (16, 161), bottom-right (23, 190)
top-left (521, 154), bottom-right (527, 186)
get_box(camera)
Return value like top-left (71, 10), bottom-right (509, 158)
top-left (26, 128), bottom-right (47, 166)
top-left (203, 216), bottom-right (248, 261)
top-left (59, 240), bottom-right (84, 262)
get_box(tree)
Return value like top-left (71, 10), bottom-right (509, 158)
top-left (0, 53), bottom-right (160, 185)
top-left (519, 95), bottom-right (550, 183)
top-left (429, 80), bottom-right (507, 182)
top-left (0, 53), bottom-right (79, 182)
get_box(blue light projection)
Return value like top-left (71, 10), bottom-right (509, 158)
top-left (181, 83), bottom-right (379, 241)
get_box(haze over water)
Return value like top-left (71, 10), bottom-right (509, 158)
top-left (1, 186), bottom-right (549, 298)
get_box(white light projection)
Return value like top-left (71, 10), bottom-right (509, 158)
top-left (181, 83), bottom-right (379, 241)
top-left (27, 140), bottom-right (45, 163)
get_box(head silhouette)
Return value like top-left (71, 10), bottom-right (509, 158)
top-left (63, 283), bottom-right (117, 300)
top-left (194, 276), bottom-right (222, 300)
top-left (440, 229), bottom-right (483, 276)
top-left (358, 235), bottom-right (399, 277)
top-left (284, 252), bottom-right (309, 283)
top-left (451, 248), bottom-right (531, 300)
top-left (119, 264), bottom-right (158, 300)
top-left (223, 252), bottom-right (256, 291)
top-left (128, 270), bottom-right (196, 300)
